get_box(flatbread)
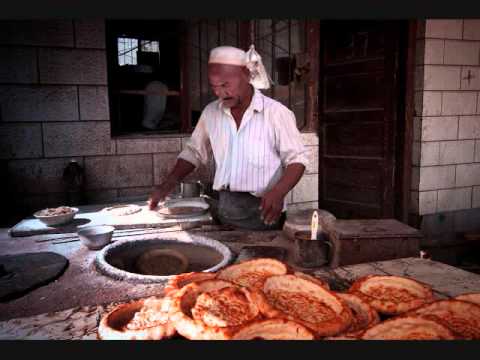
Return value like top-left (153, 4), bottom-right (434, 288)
top-left (164, 272), bottom-right (217, 295)
top-left (293, 271), bottom-right (330, 290)
top-left (454, 293), bottom-right (480, 306)
top-left (336, 293), bottom-right (380, 334)
top-left (407, 299), bottom-right (480, 339)
top-left (135, 249), bottom-right (189, 276)
top-left (191, 286), bottom-right (260, 327)
top-left (103, 204), bottom-right (141, 216)
top-left (324, 332), bottom-right (362, 340)
top-left (98, 296), bottom-right (176, 340)
top-left (232, 319), bottom-right (315, 340)
top-left (262, 275), bottom-right (353, 338)
top-left (361, 316), bottom-right (456, 340)
top-left (169, 280), bottom-right (241, 340)
top-left (348, 275), bottom-right (434, 315)
top-left (169, 279), bottom-right (274, 340)
top-left (217, 258), bottom-right (288, 290)
top-left (157, 206), bottom-right (203, 216)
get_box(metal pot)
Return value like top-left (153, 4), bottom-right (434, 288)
top-left (293, 230), bottom-right (332, 268)
top-left (180, 181), bottom-right (204, 198)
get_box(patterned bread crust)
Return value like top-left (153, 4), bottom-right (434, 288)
top-left (454, 293), bottom-right (480, 306)
top-left (361, 316), bottom-right (456, 340)
top-left (217, 258), bottom-right (288, 290)
top-left (336, 293), bottom-right (380, 334)
top-left (262, 275), bottom-right (353, 338)
top-left (348, 275), bottom-right (435, 315)
top-left (164, 272), bottom-right (217, 295)
top-left (169, 279), bottom-right (275, 340)
top-left (231, 318), bottom-right (314, 340)
top-left (406, 299), bottom-right (480, 340)
top-left (98, 297), bottom-right (176, 340)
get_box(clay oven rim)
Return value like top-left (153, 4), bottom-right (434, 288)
top-left (94, 235), bottom-right (234, 284)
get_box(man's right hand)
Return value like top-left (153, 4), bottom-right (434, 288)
top-left (148, 183), bottom-right (174, 210)
top-left (148, 158), bottom-right (197, 210)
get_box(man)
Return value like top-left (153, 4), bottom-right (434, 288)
top-left (148, 45), bottom-right (309, 230)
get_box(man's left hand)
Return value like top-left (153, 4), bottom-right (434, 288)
top-left (260, 189), bottom-right (285, 225)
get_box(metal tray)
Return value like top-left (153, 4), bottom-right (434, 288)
top-left (156, 198), bottom-right (210, 219)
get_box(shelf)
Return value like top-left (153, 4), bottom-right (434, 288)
top-left (117, 90), bottom-right (180, 96)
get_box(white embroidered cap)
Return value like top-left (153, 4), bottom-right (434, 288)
top-left (208, 45), bottom-right (272, 89)
top-left (208, 46), bottom-right (247, 66)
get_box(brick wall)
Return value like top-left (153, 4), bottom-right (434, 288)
top-left (412, 19), bottom-right (480, 258)
top-left (0, 19), bottom-right (319, 224)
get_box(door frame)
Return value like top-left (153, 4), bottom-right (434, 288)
top-left (317, 20), bottom-right (418, 223)
top-left (398, 20), bottom-right (418, 224)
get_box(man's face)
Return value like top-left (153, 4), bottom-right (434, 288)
top-left (208, 63), bottom-right (251, 109)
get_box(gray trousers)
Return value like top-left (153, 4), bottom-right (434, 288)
top-left (207, 191), bottom-right (285, 231)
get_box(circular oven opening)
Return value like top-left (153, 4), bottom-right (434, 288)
top-left (94, 235), bottom-right (233, 284)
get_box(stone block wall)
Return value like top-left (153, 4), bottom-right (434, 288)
top-left (0, 19), bottom-right (319, 225)
top-left (413, 19), bottom-right (480, 260)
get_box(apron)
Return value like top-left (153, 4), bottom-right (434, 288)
top-left (208, 191), bottom-right (285, 231)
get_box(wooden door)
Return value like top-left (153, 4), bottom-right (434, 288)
top-left (319, 21), bottom-right (406, 219)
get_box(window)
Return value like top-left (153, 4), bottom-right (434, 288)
top-left (117, 37), bottom-right (138, 65)
top-left (105, 19), bottom-right (317, 137)
top-left (106, 20), bottom-right (184, 136)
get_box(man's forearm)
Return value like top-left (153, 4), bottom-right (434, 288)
top-left (149, 158), bottom-right (197, 209)
top-left (271, 163), bottom-right (306, 197)
top-left (160, 158), bottom-right (196, 190)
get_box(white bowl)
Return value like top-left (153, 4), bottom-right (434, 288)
top-left (78, 225), bottom-right (115, 250)
top-left (34, 207), bottom-right (79, 226)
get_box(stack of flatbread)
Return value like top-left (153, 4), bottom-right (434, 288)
top-left (329, 275), bottom-right (480, 340)
top-left (97, 258), bottom-right (480, 340)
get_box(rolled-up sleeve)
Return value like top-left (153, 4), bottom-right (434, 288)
top-left (177, 111), bottom-right (210, 168)
top-left (273, 106), bottom-right (309, 168)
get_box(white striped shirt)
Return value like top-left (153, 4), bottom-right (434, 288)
top-left (178, 89), bottom-right (309, 200)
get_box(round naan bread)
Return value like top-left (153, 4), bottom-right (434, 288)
top-left (407, 299), bottom-right (480, 339)
top-left (191, 286), bottom-right (260, 327)
top-left (103, 204), bottom-right (142, 216)
top-left (336, 293), bottom-right (380, 334)
top-left (262, 275), bottom-right (353, 338)
top-left (157, 206), bottom-right (203, 216)
top-left (164, 272), bottom-right (217, 295)
top-left (169, 279), bottom-right (274, 340)
top-left (98, 296), bottom-right (176, 340)
top-left (293, 271), bottom-right (330, 290)
top-left (454, 293), bottom-right (480, 306)
top-left (217, 258), bottom-right (288, 290)
top-left (361, 316), bottom-right (456, 340)
top-left (348, 275), bottom-right (435, 315)
top-left (231, 318), bottom-right (314, 340)
top-left (134, 249), bottom-right (189, 276)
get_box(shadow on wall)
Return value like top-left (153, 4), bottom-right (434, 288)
top-left (417, 210), bottom-right (480, 272)
top-left (3, 161), bottom-right (70, 228)
top-left (1, 160), bottom-right (18, 227)
top-left (1, 158), bottom-right (216, 228)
